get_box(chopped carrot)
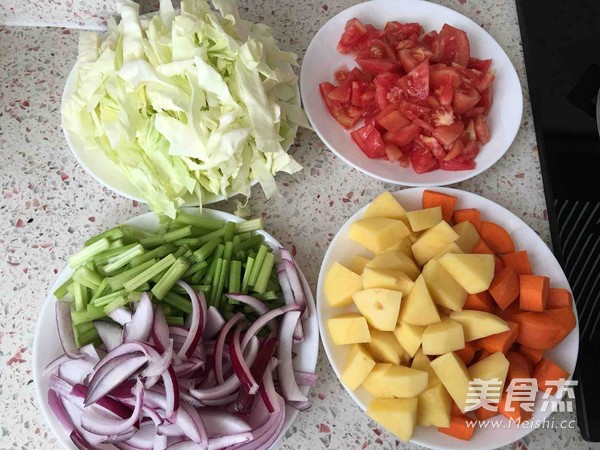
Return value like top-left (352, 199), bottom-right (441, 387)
top-left (464, 291), bottom-right (494, 313)
top-left (519, 275), bottom-right (549, 312)
top-left (544, 307), bottom-right (576, 343)
top-left (480, 221), bottom-right (515, 254)
top-left (438, 414), bottom-right (476, 441)
top-left (512, 312), bottom-right (562, 350)
top-left (489, 266), bottom-right (520, 310)
top-left (423, 190), bottom-right (457, 222)
top-left (506, 351), bottom-right (531, 383)
top-left (472, 239), bottom-right (494, 255)
top-left (494, 255), bottom-right (505, 275)
top-left (451, 402), bottom-right (463, 416)
top-left (498, 391), bottom-right (533, 422)
top-left (455, 342), bottom-right (478, 365)
top-left (474, 406), bottom-right (500, 421)
top-left (453, 208), bottom-right (481, 232)
top-left (471, 349), bottom-right (492, 365)
top-left (476, 321), bottom-right (518, 353)
top-left (518, 345), bottom-right (544, 365)
top-left (496, 301), bottom-right (521, 322)
top-left (533, 358), bottom-right (570, 395)
top-left (547, 288), bottom-right (573, 309)
top-left (500, 251), bottom-right (533, 275)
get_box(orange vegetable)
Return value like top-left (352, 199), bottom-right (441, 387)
top-left (494, 255), bottom-right (505, 275)
top-left (464, 291), bottom-right (494, 313)
top-left (471, 349), bottom-right (492, 365)
top-left (472, 239), bottom-right (494, 255)
top-left (496, 301), bottom-right (521, 322)
top-left (533, 358), bottom-right (570, 395)
top-left (453, 208), bottom-right (481, 232)
top-left (423, 190), bottom-right (457, 222)
top-left (519, 275), bottom-right (549, 312)
top-left (455, 342), bottom-right (478, 365)
top-left (489, 266), bottom-right (520, 310)
top-left (544, 307), bottom-right (576, 343)
top-left (500, 251), bottom-right (533, 276)
top-left (547, 288), bottom-right (573, 309)
top-left (480, 221), bottom-right (515, 254)
top-left (518, 345), bottom-right (544, 365)
top-left (512, 312), bottom-right (562, 350)
top-left (506, 351), bottom-right (531, 383)
top-left (438, 414), bottom-right (476, 441)
top-left (498, 391), bottom-right (533, 422)
top-left (451, 402), bottom-right (463, 417)
top-left (474, 406), bottom-right (500, 421)
top-left (476, 321), bottom-right (518, 353)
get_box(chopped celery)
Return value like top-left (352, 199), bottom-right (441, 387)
top-left (109, 239), bottom-right (124, 249)
top-left (166, 316), bottom-right (184, 326)
top-left (93, 242), bottom-right (138, 266)
top-left (91, 289), bottom-right (126, 307)
top-left (228, 260), bottom-right (242, 293)
top-left (152, 257), bottom-right (190, 300)
top-left (121, 225), bottom-right (152, 244)
top-left (224, 221), bottom-right (236, 241)
top-left (68, 238), bottom-right (110, 268)
top-left (204, 244), bottom-right (224, 284)
top-left (123, 255), bottom-right (176, 292)
top-left (175, 212), bottom-right (225, 230)
top-left (237, 232), bottom-right (252, 241)
top-left (103, 243), bottom-right (145, 274)
top-left (241, 256), bottom-right (255, 294)
top-left (75, 321), bottom-right (95, 335)
top-left (157, 216), bottom-right (172, 234)
top-left (210, 259), bottom-right (224, 305)
top-left (140, 226), bottom-right (192, 248)
top-left (71, 305), bottom-right (105, 326)
top-left (253, 252), bottom-right (275, 294)
top-left (91, 278), bottom-right (110, 301)
top-left (173, 245), bottom-right (190, 259)
top-left (248, 245), bottom-right (268, 288)
top-left (235, 218), bottom-right (264, 234)
top-left (130, 244), bottom-right (176, 267)
top-left (190, 265), bottom-right (209, 284)
top-left (53, 278), bottom-right (73, 299)
top-left (232, 234), bottom-right (264, 254)
top-left (173, 237), bottom-right (206, 248)
top-left (106, 258), bottom-right (157, 290)
top-left (193, 237), bottom-right (221, 262)
top-left (84, 226), bottom-right (123, 246)
top-left (73, 266), bottom-right (103, 290)
top-left (255, 290), bottom-right (279, 301)
top-left (232, 234), bottom-right (241, 249)
top-left (183, 260), bottom-right (208, 278)
top-left (223, 241), bottom-right (233, 261)
top-left (73, 282), bottom-right (89, 311)
top-left (75, 326), bottom-right (99, 348)
top-left (103, 296), bottom-right (129, 315)
top-left (163, 291), bottom-right (193, 314)
top-left (161, 305), bottom-right (173, 316)
top-left (128, 291), bottom-right (144, 302)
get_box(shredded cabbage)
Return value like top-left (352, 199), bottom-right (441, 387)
top-left (62, 0), bottom-right (308, 218)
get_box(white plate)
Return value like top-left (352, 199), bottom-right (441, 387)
top-left (300, 0), bottom-right (523, 187)
top-left (316, 187), bottom-right (579, 450)
top-left (33, 208), bottom-right (319, 450)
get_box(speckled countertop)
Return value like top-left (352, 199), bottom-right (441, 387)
top-left (0, 0), bottom-right (593, 449)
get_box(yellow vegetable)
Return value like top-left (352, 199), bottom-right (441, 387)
top-left (406, 206), bottom-right (443, 232)
top-left (438, 253), bottom-right (495, 294)
top-left (411, 221), bottom-right (459, 266)
top-left (411, 348), bottom-right (441, 389)
top-left (430, 352), bottom-right (472, 413)
top-left (352, 288), bottom-right (402, 331)
top-left (367, 398), bottom-right (418, 442)
top-left (449, 310), bottom-right (509, 341)
top-left (393, 322), bottom-right (425, 358)
top-left (368, 329), bottom-right (405, 365)
top-left (468, 352), bottom-right (510, 403)
top-left (361, 267), bottom-right (415, 296)
top-left (327, 313), bottom-right (371, 345)
top-left (421, 258), bottom-right (468, 311)
top-left (341, 344), bottom-right (376, 390)
top-left (324, 262), bottom-right (362, 307)
top-left (417, 383), bottom-right (452, 428)
top-left (398, 275), bottom-right (441, 326)
top-left (422, 318), bottom-right (465, 355)
top-left (363, 191), bottom-right (407, 220)
top-left (349, 218), bottom-right (411, 254)
top-left (348, 255), bottom-right (370, 275)
top-left (453, 221), bottom-right (481, 253)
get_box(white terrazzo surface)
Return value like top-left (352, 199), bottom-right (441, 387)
top-left (0, 0), bottom-right (594, 449)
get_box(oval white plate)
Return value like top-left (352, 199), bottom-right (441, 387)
top-left (316, 187), bottom-right (578, 450)
top-left (300, 0), bottom-right (523, 187)
top-left (33, 208), bottom-right (319, 450)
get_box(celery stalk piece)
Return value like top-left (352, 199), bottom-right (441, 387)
top-left (175, 212), bottom-right (225, 230)
top-left (130, 244), bottom-right (176, 267)
top-left (223, 241), bottom-right (233, 261)
top-left (121, 225), bottom-right (153, 244)
top-left (103, 296), bottom-right (130, 315)
top-left (69, 238), bottom-right (110, 268)
top-left (74, 326), bottom-right (99, 348)
top-left (248, 245), bottom-right (268, 288)
top-left (92, 289), bottom-right (127, 307)
top-left (203, 244), bottom-right (225, 284)
top-left (152, 257), bottom-right (190, 300)
top-left (73, 282), bottom-right (89, 311)
top-left (232, 234), bottom-right (264, 254)
top-left (157, 216), bottom-right (172, 234)
top-left (161, 305), bottom-right (173, 316)
top-left (166, 316), bottom-right (184, 326)
top-left (93, 243), bottom-right (137, 267)
top-left (123, 255), bottom-right (176, 292)
top-left (91, 279), bottom-right (110, 301)
top-left (210, 259), bottom-right (224, 305)
top-left (75, 321), bottom-right (95, 335)
top-left (224, 221), bottom-right (236, 242)
top-left (106, 258), bottom-right (157, 290)
top-left (253, 252), bottom-right (275, 294)
top-left (235, 218), bottom-right (264, 234)
top-left (255, 290), bottom-right (279, 301)
top-left (71, 305), bottom-right (106, 326)
top-left (241, 256), bottom-right (255, 294)
top-left (183, 260), bottom-right (208, 278)
top-left (84, 226), bottom-right (124, 247)
top-left (215, 259), bottom-right (229, 303)
top-left (128, 291), bottom-right (144, 302)
top-left (173, 245), bottom-right (190, 259)
top-left (228, 260), bottom-right (242, 293)
top-left (194, 237), bottom-right (222, 262)
top-left (140, 226), bottom-right (192, 248)
top-left (195, 229), bottom-right (226, 246)
top-left (190, 265), bottom-right (209, 284)
top-left (163, 291), bottom-right (193, 314)
top-left (232, 235), bottom-right (241, 249)
top-left (73, 266), bottom-right (103, 290)
top-left (53, 278), bottom-right (73, 299)
top-left (237, 232), bottom-right (252, 241)
top-left (103, 244), bottom-right (146, 274)
top-left (109, 239), bottom-right (124, 249)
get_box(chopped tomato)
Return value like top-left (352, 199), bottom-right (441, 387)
top-left (398, 47), bottom-right (432, 73)
top-left (430, 66), bottom-right (462, 89)
top-left (422, 30), bottom-right (439, 49)
top-left (469, 58), bottom-right (492, 72)
top-left (334, 68), bottom-right (350, 84)
top-left (465, 119), bottom-right (477, 141)
top-left (400, 100), bottom-right (431, 118)
top-left (384, 143), bottom-right (403, 161)
top-left (356, 39), bottom-right (395, 60)
top-left (351, 123), bottom-right (386, 158)
top-left (429, 106), bottom-right (455, 127)
top-left (436, 24), bottom-right (470, 66)
top-left (356, 58), bottom-right (401, 74)
top-left (319, 82), bottom-right (359, 128)
top-left (385, 123), bottom-right (421, 147)
top-left (350, 81), bottom-right (375, 108)
top-left (463, 141), bottom-right (480, 160)
top-left (474, 114), bottom-right (491, 144)
top-left (413, 118), bottom-right (434, 132)
top-left (445, 139), bottom-right (465, 160)
top-left (338, 18), bottom-right (368, 54)
top-left (327, 80), bottom-right (352, 103)
top-left (375, 108), bottom-right (411, 132)
top-left (434, 80), bottom-right (454, 106)
top-left (474, 71), bottom-right (495, 93)
top-left (383, 21), bottom-right (406, 44)
top-left (452, 87), bottom-right (481, 114)
top-left (439, 157), bottom-right (476, 171)
top-left (461, 106), bottom-right (486, 118)
top-left (411, 145), bottom-right (439, 173)
top-left (373, 72), bottom-right (402, 109)
top-left (478, 87), bottom-right (493, 114)
top-left (418, 135), bottom-right (446, 159)
top-left (433, 121), bottom-right (464, 147)
top-left (398, 60), bottom-right (429, 101)
top-left (426, 95), bottom-right (441, 108)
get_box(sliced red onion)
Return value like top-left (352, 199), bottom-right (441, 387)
top-left (259, 358), bottom-right (280, 413)
top-left (281, 259), bottom-right (308, 319)
top-left (161, 366), bottom-right (180, 420)
top-left (80, 343), bottom-right (102, 362)
top-left (214, 312), bottom-right (244, 385)
top-left (197, 410), bottom-right (251, 437)
top-left (58, 358), bottom-right (94, 386)
top-left (71, 384), bottom-right (133, 420)
top-left (107, 380), bottom-right (136, 399)
top-left (49, 373), bottom-right (75, 397)
top-left (286, 400), bottom-right (312, 411)
top-left (109, 307), bottom-right (133, 325)
top-left (123, 422), bottom-right (156, 449)
top-left (176, 281), bottom-right (206, 359)
top-left (152, 308), bottom-right (170, 353)
top-left (92, 340), bottom-right (171, 379)
top-left (240, 304), bottom-right (300, 349)
top-left (198, 393), bottom-right (238, 407)
top-left (164, 442), bottom-right (198, 449)
top-left (105, 428), bottom-right (137, 444)
top-left (93, 320), bottom-right (123, 351)
top-left (277, 310), bottom-right (307, 402)
top-left (124, 293), bottom-right (154, 342)
top-left (233, 393), bottom-right (285, 450)
top-left (55, 301), bottom-right (83, 359)
top-left (81, 379), bottom-right (144, 435)
top-left (173, 402), bottom-right (208, 444)
top-left (294, 370), bottom-right (318, 387)
top-left (229, 324), bottom-right (258, 395)
top-left (85, 354), bottom-right (147, 406)
top-left (202, 307), bottom-right (225, 340)
top-left (154, 434), bottom-right (168, 450)
top-left (225, 294), bottom-right (269, 316)
top-left (48, 389), bottom-right (74, 433)
top-left (70, 430), bottom-right (95, 450)
top-left (235, 337), bottom-right (278, 413)
top-left (44, 354), bottom-right (72, 376)
top-left (208, 432), bottom-right (253, 449)
top-left (62, 397), bottom-right (108, 446)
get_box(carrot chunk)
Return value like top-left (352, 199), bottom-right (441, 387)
top-left (500, 251), bottom-right (533, 275)
top-left (512, 312), bottom-right (562, 350)
top-left (518, 345), bottom-right (544, 365)
top-left (438, 414), bottom-right (476, 441)
top-left (472, 239), bottom-right (494, 255)
top-left (494, 255), bottom-right (505, 275)
top-left (480, 221), bottom-right (515, 254)
top-left (453, 208), bottom-right (481, 232)
top-left (547, 288), bottom-right (573, 309)
top-left (489, 266), bottom-right (520, 310)
top-left (519, 275), bottom-right (549, 312)
top-left (474, 406), bottom-right (500, 421)
top-left (544, 307), bottom-right (576, 343)
top-left (476, 321), bottom-right (518, 353)
top-left (464, 291), bottom-right (494, 313)
top-left (471, 349), bottom-right (492, 365)
top-left (498, 391), bottom-right (533, 422)
top-left (496, 301), bottom-right (521, 322)
top-left (506, 351), bottom-right (531, 383)
top-left (455, 342), bottom-right (478, 365)
top-left (423, 190), bottom-right (457, 222)
top-left (533, 358), bottom-right (570, 395)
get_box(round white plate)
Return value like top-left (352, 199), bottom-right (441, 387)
top-left (300, 0), bottom-right (523, 187)
top-left (33, 208), bottom-right (319, 450)
top-left (316, 187), bottom-right (578, 450)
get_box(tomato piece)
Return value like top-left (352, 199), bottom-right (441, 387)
top-left (462, 141), bottom-right (480, 160)
top-left (384, 143), bottom-right (403, 161)
top-left (465, 119), bottom-right (477, 141)
top-left (351, 123), bottom-right (386, 158)
top-left (433, 121), bottom-right (464, 147)
top-left (375, 108), bottom-right (411, 132)
top-left (426, 95), bottom-right (441, 108)
top-left (350, 81), bottom-right (375, 108)
top-left (398, 60), bottom-right (429, 101)
top-left (452, 87), bottom-right (481, 114)
top-left (434, 80), bottom-right (454, 106)
top-left (444, 139), bottom-right (465, 160)
top-left (327, 81), bottom-right (352, 103)
top-left (430, 66), bottom-right (462, 89)
top-left (411, 145), bottom-right (439, 173)
top-left (385, 123), bottom-right (421, 147)
top-left (338, 18), bottom-right (368, 54)
top-left (356, 39), bottom-right (395, 60)
top-left (436, 24), bottom-right (471, 66)
top-left (401, 23), bottom-right (424, 37)
top-left (429, 106), bottom-right (455, 127)
top-left (474, 114), bottom-right (491, 144)
top-left (474, 71), bottom-right (495, 93)
top-left (468, 58), bottom-right (492, 72)
top-left (356, 58), bottom-right (401, 74)
top-left (320, 82), bottom-right (360, 128)
top-left (439, 157), bottom-right (476, 171)
top-left (461, 106), bottom-right (486, 118)
top-left (413, 118), bottom-right (434, 132)
top-left (418, 135), bottom-right (446, 160)
top-left (373, 72), bottom-right (402, 109)
top-left (422, 30), bottom-right (439, 49)
top-left (478, 87), bottom-right (493, 114)
top-left (400, 100), bottom-right (431, 119)
top-left (384, 21), bottom-right (406, 44)
top-left (335, 68), bottom-right (350, 84)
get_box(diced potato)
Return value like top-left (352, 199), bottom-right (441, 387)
top-left (324, 262), bottom-right (363, 307)
top-left (412, 348), bottom-right (441, 389)
top-left (353, 288), bottom-right (402, 331)
top-left (393, 322), bottom-right (425, 358)
top-left (349, 255), bottom-right (370, 275)
top-left (438, 253), bottom-right (495, 294)
top-left (361, 267), bottom-right (415, 296)
top-left (407, 206), bottom-right (443, 232)
top-left (398, 275), bottom-right (441, 326)
top-left (432, 242), bottom-right (464, 259)
top-left (453, 221), bottom-right (481, 253)
top-left (468, 352), bottom-right (510, 403)
top-left (449, 310), bottom-right (509, 341)
top-left (412, 221), bottom-right (459, 266)
top-left (341, 344), bottom-right (376, 390)
top-left (349, 218), bottom-right (411, 254)
top-left (417, 383), bottom-right (452, 427)
top-left (430, 352), bottom-right (472, 413)
top-left (385, 236), bottom-right (414, 258)
top-left (368, 329), bottom-right (405, 365)
top-left (422, 259), bottom-right (468, 311)
top-left (422, 319), bottom-right (465, 355)
top-left (362, 363), bottom-right (394, 397)
top-left (367, 398), bottom-right (418, 442)
top-left (363, 191), bottom-right (408, 220)
top-left (408, 231), bottom-right (422, 244)
top-left (383, 365), bottom-right (429, 398)
top-left (328, 313), bottom-right (371, 345)
top-left (366, 250), bottom-right (420, 280)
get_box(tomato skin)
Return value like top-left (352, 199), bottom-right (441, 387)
top-left (410, 145), bottom-right (439, 173)
top-left (436, 24), bottom-right (471, 66)
top-left (338, 18), bottom-right (368, 54)
top-left (439, 158), bottom-right (476, 171)
top-left (434, 80), bottom-right (454, 106)
top-left (320, 82), bottom-right (359, 129)
top-left (452, 87), bottom-right (481, 114)
top-left (474, 71), bottom-right (495, 93)
top-left (356, 58), bottom-right (401, 74)
top-left (385, 123), bottom-right (421, 147)
top-left (478, 87), bottom-right (493, 114)
top-left (373, 72), bottom-right (402, 109)
top-left (418, 135), bottom-right (446, 159)
top-left (474, 114), bottom-right (491, 144)
top-left (356, 38), bottom-right (396, 60)
top-left (422, 30), bottom-right (439, 49)
top-left (468, 58), bottom-right (492, 72)
top-left (433, 121), bottom-right (464, 147)
top-left (398, 59), bottom-right (429, 101)
top-left (461, 106), bottom-right (486, 119)
top-left (327, 80), bottom-right (352, 103)
top-left (375, 108), bottom-right (411, 132)
top-left (430, 66), bottom-right (462, 89)
top-left (351, 123), bottom-right (386, 158)
top-left (400, 100), bottom-right (431, 119)
top-left (384, 143), bottom-right (404, 161)
top-left (444, 139), bottom-right (465, 160)
top-left (335, 68), bottom-right (350, 84)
